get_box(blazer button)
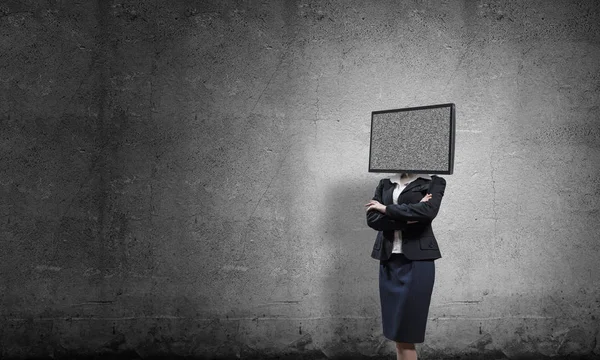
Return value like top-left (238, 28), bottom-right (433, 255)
top-left (429, 243), bottom-right (434, 248)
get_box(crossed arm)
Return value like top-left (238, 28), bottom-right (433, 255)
top-left (365, 176), bottom-right (446, 231)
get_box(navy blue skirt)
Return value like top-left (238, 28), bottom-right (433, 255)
top-left (379, 253), bottom-right (435, 343)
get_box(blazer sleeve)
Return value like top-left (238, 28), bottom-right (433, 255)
top-left (384, 176), bottom-right (446, 222)
top-left (366, 179), bottom-right (407, 231)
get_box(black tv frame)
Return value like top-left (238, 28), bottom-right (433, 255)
top-left (368, 103), bottom-right (455, 174)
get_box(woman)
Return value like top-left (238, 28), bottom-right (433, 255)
top-left (365, 173), bottom-right (446, 360)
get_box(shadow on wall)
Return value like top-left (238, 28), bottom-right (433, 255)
top-left (319, 175), bottom-right (392, 358)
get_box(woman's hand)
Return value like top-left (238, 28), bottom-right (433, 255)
top-left (365, 200), bottom-right (386, 214)
top-left (406, 194), bottom-right (432, 224)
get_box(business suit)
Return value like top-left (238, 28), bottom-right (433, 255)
top-left (366, 174), bottom-right (446, 343)
top-left (367, 175), bottom-right (446, 261)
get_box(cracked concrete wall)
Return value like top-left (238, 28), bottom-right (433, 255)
top-left (1, 0), bottom-right (599, 358)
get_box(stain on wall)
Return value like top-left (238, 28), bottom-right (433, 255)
top-left (1, 0), bottom-right (599, 358)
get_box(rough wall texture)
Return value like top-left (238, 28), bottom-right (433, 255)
top-left (1, 0), bottom-right (600, 359)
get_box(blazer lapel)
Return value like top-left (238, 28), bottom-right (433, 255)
top-left (382, 179), bottom-right (395, 205)
top-left (401, 178), bottom-right (426, 195)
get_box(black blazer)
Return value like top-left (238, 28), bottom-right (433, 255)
top-left (367, 175), bottom-right (446, 261)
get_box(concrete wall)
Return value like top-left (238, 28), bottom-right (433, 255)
top-left (1, 0), bottom-right (599, 358)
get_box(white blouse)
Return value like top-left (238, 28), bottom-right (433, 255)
top-left (388, 173), bottom-right (431, 253)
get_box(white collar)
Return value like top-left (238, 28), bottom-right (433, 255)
top-left (389, 173), bottom-right (431, 186)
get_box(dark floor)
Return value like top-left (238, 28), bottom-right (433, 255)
top-left (10, 352), bottom-right (600, 360)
